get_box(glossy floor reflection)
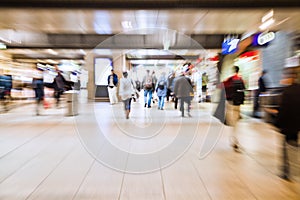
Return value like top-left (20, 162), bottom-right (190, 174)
top-left (0, 100), bottom-right (299, 200)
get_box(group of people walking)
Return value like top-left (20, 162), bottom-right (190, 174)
top-left (110, 65), bottom-right (196, 120)
top-left (32, 66), bottom-right (73, 115)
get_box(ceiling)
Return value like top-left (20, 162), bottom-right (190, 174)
top-left (0, 8), bottom-right (299, 66)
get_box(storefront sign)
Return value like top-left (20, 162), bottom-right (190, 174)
top-left (257, 32), bottom-right (275, 45)
top-left (222, 38), bottom-right (240, 54)
top-left (252, 32), bottom-right (275, 46)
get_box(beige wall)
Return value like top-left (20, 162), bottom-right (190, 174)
top-left (85, 51), bottom-right (126, 100)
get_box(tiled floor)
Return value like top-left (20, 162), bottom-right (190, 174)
top-left (0, 99), bottom-right (299, 200)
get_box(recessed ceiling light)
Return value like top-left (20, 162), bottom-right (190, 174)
top-left (262, 10), bottom-right (274, 23)
top-left (47, 49), bottom-right (58, 55)
top-left (259, 18), bottom-right (275, 30)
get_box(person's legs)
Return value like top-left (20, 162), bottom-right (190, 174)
top-left (127, 98), bottom-right (132, 119)
top-left (166, 89), bottom-right (170, 101)
top-left (202, 86), bottom-right (207, 102)
top-left (56, 91), bottom-right (61, 108)
top-left (180, 97), bottom-right (184, 117)
top-left (286, 138), bottom-right (299, 182)
top-left (147, 90), bottom-right (153, 107)
top-left (161, 96), bottom-right (165, 109)
top-left (112, 87), bottom-right (118, 104)
top-left (226, 101), bottom-right (240, 149)
top-left (144, 89), bottom-right (148, 107)
top-left (281, 138), bottom-right (290, 180)
top-left (35, 85), bottom-right (43, 115)
top-left (186, 97), bottom-right (191, 116)
top-left (128, 98), bottom-right (132, 111)
top-left (123, 98), bottom-right (130, 119)
top-left (107, 87), bottom-right (114, 104)
top-left (253, 90), bottom-right (260, 117)
top-left (174, 97), bottom-right (178, 109)
top-left (157, 96), bottom-right (162, 109)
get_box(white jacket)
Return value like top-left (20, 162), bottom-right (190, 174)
top-left (119, 77), bottom-right (134, 100)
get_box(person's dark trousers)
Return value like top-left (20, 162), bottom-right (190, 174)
top-left (54, 90), bottom-right (63, 107)
top-left (166, 88), bottom-right (172, 101)
top-left (179, 97), bottom-right (190, 117)
top-left (281, 139), bottom-right (290, 180)
top-left (179, 97), bottom-right (184, 116)
top-left (174, 97), bottom-right (178, 109)
top-left (280, 129), bottom-right (298, 180)
top-left (253, 89), bottom-right (260, 116)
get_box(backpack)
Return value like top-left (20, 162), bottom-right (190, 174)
top-left (158, 80), bottom-right (165, 90)
top-left (231, 78), bottom-right (245, 105)
top-left (144, 76), bottom-right (153, 89)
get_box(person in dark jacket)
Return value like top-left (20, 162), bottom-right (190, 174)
top-left (107, 69), bottom-right (119, 105)
top-left (0, 69), bottom-right (12, 112)
top-left (173, 70), bottom-right (193, 117)
top-left (253, 70), bottom-right (267, 117)
top-left (223, 66), bottom-right (245, 151)
top-left (32, 68), bottom-right (45, 115)
top-left (156, 72), bottom-right (167, 110)
top-left (53, 66), bottom-right (67, 108)
top-left (276, 72), bottom-right (300, 180)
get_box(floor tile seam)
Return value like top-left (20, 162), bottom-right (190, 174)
top-left (190, 159), bottom-right (213, 200)
top-left (71, 158), bottom-right (98, 200)
top-left (117, 142), bottom-right (132, 200)
top-left (24, 143), bottom-right (78, 200)
top-left (71, 147), bottom-right (108, 200)
top-left (222, 152), bottom-right (260, 200)
top-left (0, 133), bottom-right (73, 184)
top-left (0, 118), bottom-right (67, 159)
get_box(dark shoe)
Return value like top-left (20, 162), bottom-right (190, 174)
top-left (147, 105), bottom-right (151, 108)
top-left (144, 103), bottom-right (147, 107)
top-left (232, 144), bottom-right (241, 152)
top-left (278, 174), bottom-right (290, 181)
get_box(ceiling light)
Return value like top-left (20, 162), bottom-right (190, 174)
top-left (259, 18), bottom-right (275, 30)
top-left (47, 49), bottom-right (58, 55)
top-left (79, 49), bottom-right (86, 55)
top-left (262, 10), bottom-right (274, 23)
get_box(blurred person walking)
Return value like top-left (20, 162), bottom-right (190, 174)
top-left (53, 67), bottom-right (67, 108)
top-left (173, 70), bottom-right (193, 117)
top-left (166, 72), bottom-right (175, 102)
top-left (276, 71), bottom-right (300, 181)
top-left (156, 72), bottom-right (167, 110)
top-left (119, 72), bottom-right (134, 119)
top-left (223, 66), bottom-right (245, 151)
top-left (142, 69), bottom-right (154, 108)
top-left (151, 70), bottom-right (158, 104)
top-left (0, 69), bottom-right (12, 112)
top-left (201, 72), bottom-right (209, 102)
top-left (32, 68), bottom-right (44, 115)
top-left (253, 70), bottom-right (268, 118)
top-left (107, 69), bottom-right (119, 105)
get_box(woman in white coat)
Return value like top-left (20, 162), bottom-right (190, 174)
top-left (119, 72), bottom-right (134, 119)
